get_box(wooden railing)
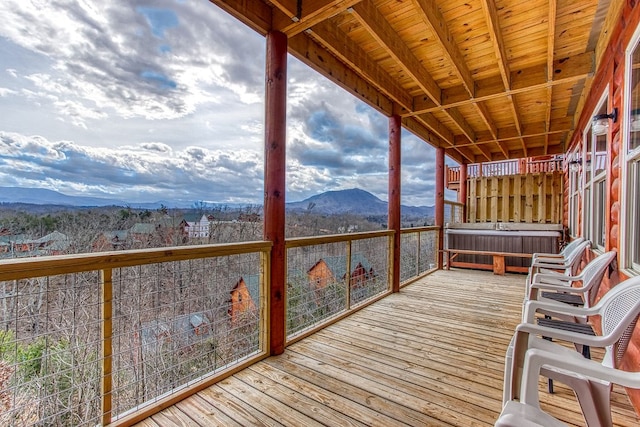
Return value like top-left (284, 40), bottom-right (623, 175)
top-left (285, 230), bottom-right (394, 344)
top-left (399, 226), bottom-right (439, 285)
top-left (444, 200), bottom-right (464, 224)
top-left (446, 155), bottom-right (564, 188)
top-left (0, 228), bottom-right (441, 426)
top-left (0, 242), bottom-right (272, 426)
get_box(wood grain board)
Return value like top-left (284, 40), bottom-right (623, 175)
top-left (134, 269), bottom-right (640, 426)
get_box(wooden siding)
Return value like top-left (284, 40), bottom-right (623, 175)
top-left (467, 172), bottom-right (563, 223)
top-left (134, 270), bottom-right (640, 427)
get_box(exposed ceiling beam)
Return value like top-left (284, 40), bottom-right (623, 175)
top-left (411, 0), bottom-right (495, 161)
top-left (288, 32), bottom-right (394, 116)
top-left (454, 117), bottom-right (573, 146)
top-left (544, 0), bottom-right (558, 155)
top-left (351, 1), bottom-right (441, 105)
top-left (411, 52), bottom-right (594, 115)
top-left (308, 21), bottom-right (413, 111)
top-left (480, 0), bottom-right (527, 157)
top-left (412, 0), bottom-right (474, 96)
top-left (351, 1), bottom-right (486, 159)
top-left (272, 0), bottom-right (362, 37)
top-left (480, 0), bottom-right (510, 90)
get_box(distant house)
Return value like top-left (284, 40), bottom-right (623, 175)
top-left (180, 214), bottom-right (214, 239)
top-left (34, 231), bottom-right (70, 255)
top-left (92, 230), bottom-right (129, 252)
top-left (133, 312), bottom-right (212, 363)
top-left (229, 275), bottom-right (260, 323)
top-left (307, 254), bottom-right (374, 289)
top-left (130, 223), bottom-right (157, 247)
top-left (0, 231), bottom-right (70, 258)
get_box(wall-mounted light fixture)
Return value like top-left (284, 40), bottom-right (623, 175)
top-left (592, 107), bottom-right (618, 135)
top-left (568, 157), bottom-right (582, 172)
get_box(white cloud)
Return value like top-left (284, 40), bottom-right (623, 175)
top-left (0, 0), bottom-right (440, 207)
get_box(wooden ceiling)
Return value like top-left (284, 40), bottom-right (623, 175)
top-left (209, 0), bottom-right (622, 164)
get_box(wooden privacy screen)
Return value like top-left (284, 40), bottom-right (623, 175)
top-left (467, 172), bottom-right (563, 223)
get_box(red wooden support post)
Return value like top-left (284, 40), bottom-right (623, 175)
top-left (459, 163), bottom-right (468, 223)
top-left (264, 31), bottom-right (287, 356)
top-left (388, 115), bottom-right (401, 292)
top-left (435, 147), bottom-right (445, 269)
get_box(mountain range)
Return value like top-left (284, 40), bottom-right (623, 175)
top-left (0, 186), bottom-right (434, 218)
top-left (287, 188), bottom-right (434, 218)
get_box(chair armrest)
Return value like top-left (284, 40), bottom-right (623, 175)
top-left (515, 322), bottom-right (608, 347)
top-left (529, 281), bottom-right (588, 293)
top-left (530, 261), bottom-right (571, 270)
top-left (521, 348), bottom-right (640, 406)
top-left (532, 271), bottom-right (583, 283)
top-left (532, 255), bottom-right (566, 264)
top-left (522, 299), bottom-right (597, 323)
top-left (532, 253), bottom-right (564, 259)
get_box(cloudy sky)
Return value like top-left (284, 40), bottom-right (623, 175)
top-left (0, 0), bottom-right (444, 207)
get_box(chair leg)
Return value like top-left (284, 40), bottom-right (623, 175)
top-left (543, 315), bottom-right (554, 393)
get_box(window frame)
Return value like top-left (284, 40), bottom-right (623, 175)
top-left (582, 92), bottom-right (610, 252)
top-left (567, 148), bottom-right (581, 238)
top-left (622, 25), bottom-right (640, 275)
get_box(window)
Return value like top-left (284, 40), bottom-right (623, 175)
top-left (567, 150), bottom-right (581, 237)
top-left (583, 97), bottom-right (609, 251)
top-left (624, 29), bottom-right (640, 273)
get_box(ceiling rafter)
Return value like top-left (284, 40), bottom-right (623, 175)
top-left (209, 0), bottom-right (610, 164)
top-left (544, 0), bottom-right (558, 155)
top-left (413, 114), bottom-right (475, 162)
top-left (271, 0), bottom-right (362, 37)
top-left (351, 0), bottom-right (491, 160)
top-left (412, 52), bottom-right (594, 115)
top-left (480, 0), bottom-right (510, 90)
top-left (454, 118), bottom-right (572, 147)
top-left (288, 32), bottom-right (395, 116)
top-left (411, 0), bottom-right (495, 161)
top-left (307, 21), bottom-right (413, 111)
top-left (350, 1), bottom-right (441, 104)
top-left (412, 0), bottom-right (474, 96)
top-left (479, 0), bottom-right (529, 155)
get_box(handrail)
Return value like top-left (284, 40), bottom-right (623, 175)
top-left (400, 225), bottom-right (439, 234)
top-left (0, 241), bottom-right (273, 281)
top-left (0, 241), bottom-right (272, 426)
top-left (285, 229), bottom-right (393, 248)
top-left (446, 156), bottom-right (564, 180)
top-left (2, 229), bottom-right (439, 425)
top-left (284, 230), bottom-right (394, 343)
top-left (399, 226), bottom-right (439, 286)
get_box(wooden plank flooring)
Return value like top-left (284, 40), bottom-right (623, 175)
top-left (134, 269), bottom-right (640, 427)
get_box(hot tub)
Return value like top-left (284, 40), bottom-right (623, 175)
top-left (445, 223), bottom-right (564, 272)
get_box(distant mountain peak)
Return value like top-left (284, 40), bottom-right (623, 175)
top-left (287, 188), bottom-right (432, 218)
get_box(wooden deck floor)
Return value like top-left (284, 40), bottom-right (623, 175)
top-left (134, 269), bottom-right (640, 427)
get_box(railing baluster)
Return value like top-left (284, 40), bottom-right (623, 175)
top-left (101, 267), bottom-right (113, 426)
top-left (345, 240), bottom-right (352, 310)
top-left (416, 231), bottom-right (421, 277)
top-left (260, 249), bottom-right (270, 354)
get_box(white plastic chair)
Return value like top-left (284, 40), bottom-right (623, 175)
top-left (496, 348), bottom-right (640, 427)
top-left (525, 240), bottom-right (590, 290)
top-left (525, 250), bottom-right (617, 310)
top-left (503, 276), bottom-right (640, 427)
top-left (531, 237), bottom-right (585, 263)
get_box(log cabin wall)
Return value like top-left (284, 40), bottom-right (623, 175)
top-left (466, 172), bottom-right (563, 223)
top-left (566, 0), bottom-right (640, 412)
